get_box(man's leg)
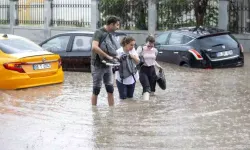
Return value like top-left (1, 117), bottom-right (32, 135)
top-left (91, 95), bottom-right (97, 105)
top-left (107, 92), bottom-right (114, 106)
top-left (91, 87), bottom-right (101, 106)
top-left (91, 65), bottom-right (103, 106)
top-left (104, 67), bottom-right (114, 106)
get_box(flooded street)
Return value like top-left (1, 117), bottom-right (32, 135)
top-left (1, 54), bottom-right (250, 150)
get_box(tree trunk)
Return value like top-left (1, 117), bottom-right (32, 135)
top-left (194, 0), bottom-right (209, 27)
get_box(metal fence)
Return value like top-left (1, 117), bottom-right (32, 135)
top-left (2, 0), bottom-right (250, 34)
top-left (157, 0), bottom-right (218, 30)
top-left (52, 0), bottom-right (91, 27)
top-left (16, 0), bottom-right (44, 25)
top-left (98, 0), bottom-right (218, 30)
top-left (0, 1), bottom-right (10, 25)
top-left (229, 0), bottom-right (250, 33)
top-left (98, 0), bottom-right (148, 30)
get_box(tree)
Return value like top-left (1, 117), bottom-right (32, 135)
top-left (157, 0), bottom-right (218, 30)
top-left (157, 0), bottom-right (194, 30)
top-left (194, 0), bottom-right (209, 27)
top-left (228, 0), bottom-right (240, 33)
top-left (99, 0), bottom-right (218, 30)
top-left (98, 0), bottom-right (148, 30)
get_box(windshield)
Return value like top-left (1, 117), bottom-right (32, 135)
top-left (0, 38), bottom-right (44, 54)
top-left (199, 34), bottom-right (238, 48)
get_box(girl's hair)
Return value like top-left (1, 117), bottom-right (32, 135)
top-left (120, 36), bottom-right (135, 47)
top-left (146, 35), bottom-right (155, 43)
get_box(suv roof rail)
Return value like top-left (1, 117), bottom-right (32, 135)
top-left (178, 26), bottom-right (227, 35)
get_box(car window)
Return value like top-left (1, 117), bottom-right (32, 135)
top-left (169, 33), bottom-right (184, 45)
top-left (183, 35), bottom-right (193, 44)
top-left (156, 33), bottom-right (169, 45)
top-left (199, 34), bottom-right (238, 48)
top-left (0, 38), bottom-right (44, 54)
top-left (42, 36), bottom-right (70, 52)
top-left (72, 36), bottom-right (92, 51)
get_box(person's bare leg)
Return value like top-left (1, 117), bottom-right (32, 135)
top-left (91, 94), bottom-right (98, 106)
top-left (107, 93), bottom-right (114, 106)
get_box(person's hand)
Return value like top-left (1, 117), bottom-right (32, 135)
top-left (129, 54), bottom-right (135, 59)
top-left (158, 66), bottom-right (163, 71)
top-left (114, 56), bottom-right (120, 60)
top-left (106, 55), bottom-right (113, 60)
top-left (120, 54), bottom-right (127, 60)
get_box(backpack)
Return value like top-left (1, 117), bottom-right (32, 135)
top-left (99, 33), bottom-right (120, 60)
top-left (119, 54), bottom-right (137, 83)
top-left (92, 31), bottom-right (120, 67)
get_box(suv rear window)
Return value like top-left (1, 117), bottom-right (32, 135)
top-left (0, 38), bottom-right (44, 54)
top-left (199, 34), bottom-right (238, 48)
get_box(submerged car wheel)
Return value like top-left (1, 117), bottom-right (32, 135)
top-left (182, 64), bottom-right (190, 68)
top-left (180, 62), bottom-right (190, 68)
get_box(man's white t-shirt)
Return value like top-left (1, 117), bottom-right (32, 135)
top-left (115, 47), bottom-right (139, 85)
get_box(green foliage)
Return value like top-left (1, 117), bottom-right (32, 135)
top-left (157, 0), bottom-right (194, 30)
top-left (98, 0), bottom-right (219, 30)
top-left (157, 0), bottom-right (218, 30)
top-left (203, 1), bottom-right (219, 27)
top-left (99, 0), bottom-right (148, 30)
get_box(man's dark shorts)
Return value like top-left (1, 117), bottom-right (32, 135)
top-left (91, 65), bottom-right (113, 88)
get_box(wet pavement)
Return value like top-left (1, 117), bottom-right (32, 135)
top-left (1, 54), bottom-right (250, 150)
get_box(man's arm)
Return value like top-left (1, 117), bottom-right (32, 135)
top-left (92, 41), bottom-right (112, 59)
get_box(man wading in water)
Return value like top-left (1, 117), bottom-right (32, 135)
top-left (91, 16), bottom-right (121, 106)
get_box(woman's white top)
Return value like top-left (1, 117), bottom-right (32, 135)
top-left (115, 47), bottom-right (139, 85)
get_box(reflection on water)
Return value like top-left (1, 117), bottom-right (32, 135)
top-left (1, 54), bottom-right (250, 149)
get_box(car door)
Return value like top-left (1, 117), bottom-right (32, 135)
top-left (155, 32), bottom-right (170, 62)
top-left (67, 34), bottom-right (93, 72)
top-left (40, 34), bottom-right (72, 70)
top-left (166, 32), bottom-right (185, 64)
top-left (180, 35), bottom-right (195, 64)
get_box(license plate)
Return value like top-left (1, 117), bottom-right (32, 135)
top-left (216, 50), bottom-right (233, 57)
top-left (33, 63), bottom-right (51, 70)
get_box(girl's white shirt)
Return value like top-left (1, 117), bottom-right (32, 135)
top-left (115, 47), bottom-right (139, 85)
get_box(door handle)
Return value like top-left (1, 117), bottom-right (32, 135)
top-left (174, 52), bottom-right (179, 54)
top-left (159, 51), bottom-right (163, 54)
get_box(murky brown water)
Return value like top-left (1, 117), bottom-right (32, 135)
top-left (1, 54), bottom-right (250, 150)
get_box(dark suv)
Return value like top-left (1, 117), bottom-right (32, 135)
top-left (155, 27), bottom-right (244, 68)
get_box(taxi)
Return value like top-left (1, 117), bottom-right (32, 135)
top-left (0, 34), bottom-right (64, 90)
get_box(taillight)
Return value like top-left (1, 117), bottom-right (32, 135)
top-left (188, 49), bottom-right (203, 60)
top-left (3, 62), bottom-right (26, 73)
top-left (240, 44), bottom-right (244, 52)
top-left (58, 59), bottom-right (62, 68)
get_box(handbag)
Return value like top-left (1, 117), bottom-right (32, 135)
top-left (156, 69), bottom-right (166, 90)
top-left (136, 55), bottom-right (145, 70)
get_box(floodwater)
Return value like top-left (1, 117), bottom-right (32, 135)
top-left (1, 54), bottom-right (250, 150)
